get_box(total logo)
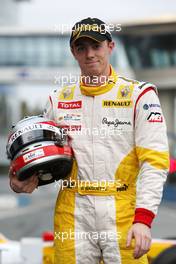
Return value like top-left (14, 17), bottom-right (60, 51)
top-left (58, 101), bottom-right (82, 109)
top-left (147, 112), bottom-right (163, 123)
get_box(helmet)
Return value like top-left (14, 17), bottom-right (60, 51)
top-left (6, 115), bottom-right (73, 186)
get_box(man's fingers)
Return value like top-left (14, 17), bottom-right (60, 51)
top-left (21, 176), bottom-right (38, 192)
top-left (127, 223), bottom-right (152, 259)
top-left (9, 166), bottom-right (16, 178)
top-left (22, 186), bottom-right (36, 193)
top-left (27, 175), bottom-right (39, 188)
top-left (142, 235), bottom-right (152, 255)
top-left (10, 173), bottom-right (38, 193)
top-left (9, 181), bottom-right (21, 193)
top-left (126, 229), bottom-right (133, 247)
top-left (134, 235), bottom-right (151, 259)
top-left (133, 233), bottom-right (142, 258)
top-left (29, 174), bottom-right (38, 182)
top-left (147, 236), bottom-right (152, 250)
top-left (142, 235), bottom-right (151, 251)
top-left (22, 173), bottom-right (38, 184)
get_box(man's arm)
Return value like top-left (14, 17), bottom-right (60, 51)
top-left (127, 84), bottom-right (169, 258)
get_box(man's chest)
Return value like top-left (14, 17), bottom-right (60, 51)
top-left (54, 94), bottom-right (134, 138)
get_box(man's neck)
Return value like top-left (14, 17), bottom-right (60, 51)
top-left (81, 65), bottom-right (111, 86)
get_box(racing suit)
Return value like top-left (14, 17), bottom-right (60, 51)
top-left (44, 66), bottom-right (169, 264)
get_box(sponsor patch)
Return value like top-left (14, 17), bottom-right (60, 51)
top-left (8, 123), bottom-right (58, 145)
top-left (63, 114), bottom-right (81, 121)
top-left (143, 103), bottom-right (161, 110)
top-left (58, 101), bottom-right (82, 109)
top-left (102, 100), bottom-right (132, 108)
top-left (116, 184), bottom-right (129, 192)
top-left (79, 186), bottom-right (107, 191)
top-left (23, 149), bottom-right (44, 163)
top-left (102, 117), bottom-right (132, 130)
top-left (60, 125), bottom-right (82, 131)
top-left (57, 113), bottom-right (81, 122)
top-left (59, 85), bottom-right (76, 100)
top-left (117, 84), bottom-right (134, 99)
top-left (147, 112), bottom-right (163, 123)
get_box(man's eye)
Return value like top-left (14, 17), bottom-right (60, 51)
top-left (93, 44), bottom-right (101, 49)
top-left (76, 46), bottom-right (84, 52)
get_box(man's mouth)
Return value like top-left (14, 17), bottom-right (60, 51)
top-left (86, 61), bottom-right (99, 65)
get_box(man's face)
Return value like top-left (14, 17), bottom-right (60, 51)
top-left (71, 37), bottom-right (115, 77)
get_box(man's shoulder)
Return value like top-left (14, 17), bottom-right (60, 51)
top-left (118, 75), bottom-right (157, 94)
top-left (118, 75), bottom-right (140, 86)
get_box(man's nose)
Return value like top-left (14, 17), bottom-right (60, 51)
top-left (86, 47), bottom-right (95, 58)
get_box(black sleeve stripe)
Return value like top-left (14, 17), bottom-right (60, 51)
top-left (138, 82), bottom-right (150, 89)
top-left (118, 76), bottom-right (139, 84)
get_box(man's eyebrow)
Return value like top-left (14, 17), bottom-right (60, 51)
top-left (74, 42), bottom-right (84, 47)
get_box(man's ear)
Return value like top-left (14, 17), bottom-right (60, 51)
top-left (108, 41), bottom-right (115, 55)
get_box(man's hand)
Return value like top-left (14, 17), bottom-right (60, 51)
top-left (126, 223), bottom-right (152, 259)
top-left (9, 166), bottom-right (38, 193)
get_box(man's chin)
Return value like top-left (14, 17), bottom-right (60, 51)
top-left (86, 67), bottom-right (101, 77)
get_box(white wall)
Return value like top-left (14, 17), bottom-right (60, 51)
top-left (0, 0), bottom-right (19, 26)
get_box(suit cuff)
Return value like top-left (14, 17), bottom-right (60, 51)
top-left (133, 208), bottom-right (155, 228)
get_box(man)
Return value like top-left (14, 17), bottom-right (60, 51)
top-left (9, 17), bottom-right (169, 264)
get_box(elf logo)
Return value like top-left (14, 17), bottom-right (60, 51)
top-left (23, 149), bottom-right (44, 163)
top-left (147, 112), bottom-right (163, 123)
top-left (58, 101), bottom-right (82, 109)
